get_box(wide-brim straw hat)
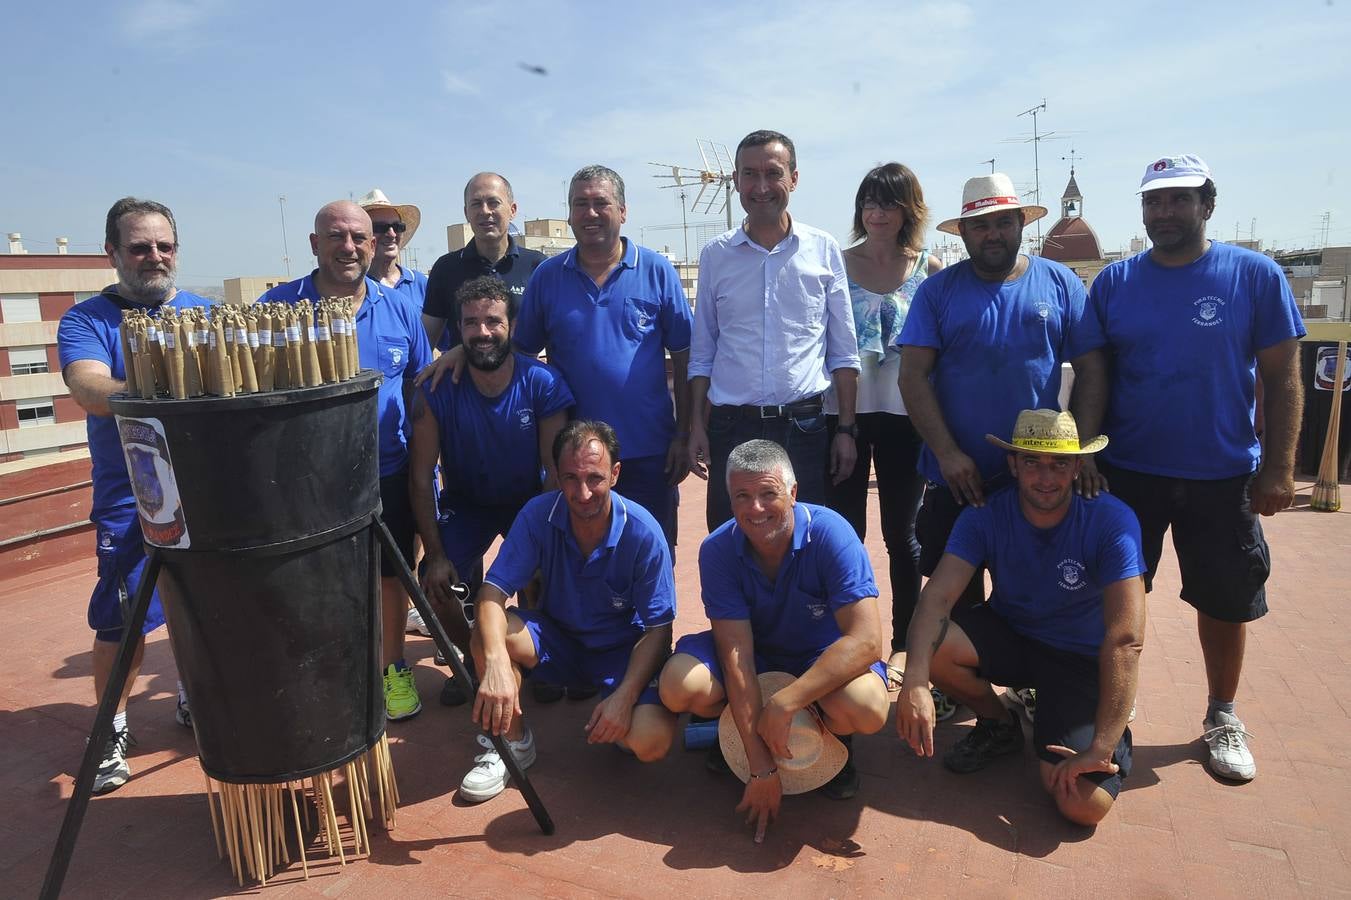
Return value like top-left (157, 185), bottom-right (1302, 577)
top-left (356, 188), bottom-right (421, 247)
top-left (985, 409), bottom-right (1108, 455)
top-left (718, 671), bottom-right (849, 795)
top-left (936, 173), bottom-right (1048, 235)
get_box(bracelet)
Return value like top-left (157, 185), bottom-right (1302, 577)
top-left (749, 767), bottom-right (779, 781)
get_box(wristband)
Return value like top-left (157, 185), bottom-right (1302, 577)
top-left (749, 767), bottom-right (779, 781)
top-left (835, 423), bottom-right (858, 439)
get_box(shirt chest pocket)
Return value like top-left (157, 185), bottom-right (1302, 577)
top-left (602, 574), bottom-right (635, 613)
top-left (375, 334), bottom-right (409, 377)
top-left (621, 297), bottom-right (659, 342)
top-left (788, 585), bottom-right (831, 624)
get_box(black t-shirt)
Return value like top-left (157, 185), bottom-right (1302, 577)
top-left (423, 236), bottom-right (547, 349)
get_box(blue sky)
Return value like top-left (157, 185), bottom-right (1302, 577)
top-left (5, 0), bottom-right (1349, 284)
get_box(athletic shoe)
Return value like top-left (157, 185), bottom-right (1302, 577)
top-left (1202, 710), bottom-right (1256, 781)
top-left (92, 728), bottom-right (136, 795)
top-left (440, 657), bottom-right (476, 707)
top-left (943, 709), bottom-right (1024, 774)
top-left (459, 727), bottom-right (537, 803)
top-left (932, 688), bottom-right (957, 723)
top-left (820, 735), bottom-right (859, 800)
top-left (1009, 687), bottom-right (1037, 723)
top-left (406, 605), bottom-right (431, 636)
top-left (531, 681), bottom-right (565, 704)
top-left (383, 663), bottom-right (422, 721)
top-left (175, 694), bottom-right (193, 728)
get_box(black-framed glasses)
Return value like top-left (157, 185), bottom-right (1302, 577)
top-left (373, 221), bottom-right (407, 234)
top-left (861, 200), bottom-right (901, 211)
top-left (124, 241), bottom-right (178, 256)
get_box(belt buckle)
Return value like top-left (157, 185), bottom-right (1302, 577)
top-left (759, 404), bottom-right (782, 419)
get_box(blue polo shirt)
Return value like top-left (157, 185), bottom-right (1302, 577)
top-left (1070, 242), bottom-right (1307, 479)
top-left (700, 503), bottom-right (878, 670)
top-left (258, 272), bottom-right (432, 476)
top-left (947, 487), bottom-right (1145, 656)
top-left (384, 263), bottom-right (428, 311)
top-left (422, 352), bottom-right (574, 508)
top-left (484, 491), bottom-right (675, 653)
top-left (898, 256), bottom-right (1086, 484)
top-left (514, 238), bottom-right (693, 460)
top-left (57, 289), bottom-right (213, 522)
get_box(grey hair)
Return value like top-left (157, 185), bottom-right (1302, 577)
top-left (725, 439), bottom-right (796, 491)
top-left (569, 164), bottom-right (625, 207)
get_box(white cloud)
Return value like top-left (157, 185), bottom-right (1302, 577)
top-left (119, 0), bottom-right (221, 40)
top-left (440, 70), bottom-right (481, 96)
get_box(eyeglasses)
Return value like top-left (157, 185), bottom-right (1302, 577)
top-left (372, 221), bottom-right (407, 234)
top-left (124, 241), bottom-right (178, 256)
top-left (861, 200), bottom-right (901, 212)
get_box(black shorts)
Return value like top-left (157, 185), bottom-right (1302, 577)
top-left (954, 603), bottom-right (1132, 799)
top-left (379, 468), bottom-right (416, 579)
top-left (916, 474), bottom-right (1012, 608)
top-left (1099, 462), bottom-right (1269, 623)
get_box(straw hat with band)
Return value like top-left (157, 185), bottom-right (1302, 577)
top-left (985, 409), bottom-right (1108, 456)
top-left (356, 188), bottom-right (421, 248)
top-left (936, 173), bottom-right (1048, 236)
top-left (718, 671), bottom-right (849, 795)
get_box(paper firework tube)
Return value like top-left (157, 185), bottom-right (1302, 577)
top-left (195, 312), bottom-right (212, 393)
top-left (254, 309), bottom-right (275, 392)
top-left (212, 315), bottom-right (235, 397)
top-left (119, 311), bottom-right (140, 396)
top-left (180, 318), bottom-right (204, 397)
top-left (163, 312), bottom-right (187, 399)
top-left (143, 316), bottom-right (168, 394)
top-left (235, 312), bottom-right (259, 394)
top-left (285, 308), bottom-right (304, 389)
top-left (134, 320), bottom-right (157, 399)
top-left (1312, 341), bottom-right (1347, 512)
top-left (315, 306), bottom-right (336, 383)
top-left (300, 304), bottom-right (322, 387)
top-left (329, 304), bottom-right (349, 382)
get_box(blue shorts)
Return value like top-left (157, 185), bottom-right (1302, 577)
top-left (512, 608), bottom-right (662, 706)
top-left (90, 510), bottom-right (165, 643)
top-left (436, 497), bottom-right (526, 587)
top-left (673, 629), bottom-right (888, 689)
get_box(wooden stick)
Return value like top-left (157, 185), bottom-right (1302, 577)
top-left (288, 781), bottom-right (310, 880)
top-left (202, 768), bottom-right (224, 860)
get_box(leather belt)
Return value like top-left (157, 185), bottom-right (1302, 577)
top-left (728, 393), bottom-right (824, 420)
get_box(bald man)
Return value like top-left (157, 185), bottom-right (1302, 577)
top-left (259, 200), bottom-right (433, 721)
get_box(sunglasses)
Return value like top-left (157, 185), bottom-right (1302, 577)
top-left (124, 241), bottom-right (178, 256)
top-left (372, 221), bottom-right (407, 234)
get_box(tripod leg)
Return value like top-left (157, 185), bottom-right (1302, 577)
top-left (41, 548), bottom-right (164, 900)
top-left (371, 515), bottom-right (555, 835)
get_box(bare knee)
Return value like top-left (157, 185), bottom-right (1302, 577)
top-left (1054, 790), bottom-right (1113, 826)
top-left (819, 673), bottom-right (889, 735)
top-left (658, 653), bottom-right (719, 714)
top-left (626, 707), bottom-right (677, 762)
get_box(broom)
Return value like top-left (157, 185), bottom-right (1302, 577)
top-left (1311, 340), bottom-right (1348, 512)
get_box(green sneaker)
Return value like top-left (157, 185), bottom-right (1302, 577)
top-left (384, 662), bottom-right (422, 721)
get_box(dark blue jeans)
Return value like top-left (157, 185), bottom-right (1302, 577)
top-left (705, 404), bottom-right (829, 532)
top-left (825, 412), bottom-right (925, 652)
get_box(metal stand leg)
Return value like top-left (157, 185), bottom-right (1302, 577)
top-left (371, 514), bottom-right (555, 835)
top-left (41, 548), bottom-right (164, 900)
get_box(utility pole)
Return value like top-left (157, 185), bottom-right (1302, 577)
top-left (980, 158), bottom-right (995, 173)
top-left (278, 195), bottom-right (291, 278)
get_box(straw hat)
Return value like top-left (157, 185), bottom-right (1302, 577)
top-left (936, 173), bottom-right (1048, 235)
top-left (356, 188), bottom-right (421, 247)
top-left (985, 409), bottom-right (1108, 455)
top-left (718, 671), bottom-right (849, 795)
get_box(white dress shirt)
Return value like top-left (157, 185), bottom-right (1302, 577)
top-left (689, 219), bottom-right (858, 406)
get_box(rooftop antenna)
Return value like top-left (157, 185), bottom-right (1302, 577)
top-left (650, 139), bottom-right (737, 255)
top-left (278, 195), bottom-right (291, 278)
top-left (1000, 99), bottom-right (1059, 251)
top-left (980, 158), bottom-right (995, 173)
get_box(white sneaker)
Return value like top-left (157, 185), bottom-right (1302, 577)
top-left (92, 728), bottom-right (136, 795)
top-left (459, 728), bottom-right (537, 803)
top-left (406, 606), bottom-right (431, 636)
top-left (1202, 710), bottom-right (1256, 781)
top-left (1008, 687), bottom-right (1037, 723)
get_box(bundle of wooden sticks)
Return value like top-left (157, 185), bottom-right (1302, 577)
top-left (202, 734), bottom-right (399, 887)
top-left (1311, 340), bottom-right (1348, 512)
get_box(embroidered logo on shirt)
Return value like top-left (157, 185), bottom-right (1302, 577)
top-left (807, 602), bottom-right (828, 620)
top-left (1057, 558), bottom-right (1087, 591)
top-left (388, 346), bottom-right (405, 368)
top-left (611, 594), bottom-right (627, 610)
top-left (517, 409), bottom-right (534, 430)
top-left (1035, 301), bottom-right (1051, 320)
top-left (1191, 296), bottom-right (1225, 327)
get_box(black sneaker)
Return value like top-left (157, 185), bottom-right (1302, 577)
top-left (943, 709), bottom-right (1024, 774)
top-left (440, 657), bottom-right (477, 707)
top-left (531, 682), bottom-right (565, 704)
top-left (821, 735), bottom-right (859, 800)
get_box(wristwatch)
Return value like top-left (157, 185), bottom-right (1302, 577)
top-left (836, 423), bottom-right (859, 439)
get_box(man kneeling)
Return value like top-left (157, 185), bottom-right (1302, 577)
top-left (660, 439), bottom-right (889, 842)
top-left (897, 410), bottom-right (1146, 826)
top-left (463, 420), bottom-right (679, 802)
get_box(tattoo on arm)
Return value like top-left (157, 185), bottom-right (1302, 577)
top-left (931, 616), bottom-right (950, 654)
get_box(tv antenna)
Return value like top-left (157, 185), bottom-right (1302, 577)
top-left (1001, 100), bottom-right (1077, 251)
top-left (278, 195), bottom-right (291, 278)
top-left (979, 158), bottom-right (995, 173)
top-left (651, 139), bottom-right (736, 257)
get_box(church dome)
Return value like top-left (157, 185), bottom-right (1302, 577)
top-left (1042, 216), bottom-right (1103, 262)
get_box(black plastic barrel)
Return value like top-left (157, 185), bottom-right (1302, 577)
top-left (1297, 341), bottom-right (1351, 478)
top-left (108, 373), bottom-right (385, 783)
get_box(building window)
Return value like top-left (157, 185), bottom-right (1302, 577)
top-left (9, 346), bottom-right (49, 375)
top-left (0, 294), bottom-right (41, 323)
top-left (16, 397), bottom-right (56, 427)
top-left (74, 291), bottom-right (101, 303)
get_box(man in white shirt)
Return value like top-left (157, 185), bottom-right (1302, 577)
top-left (687, 129), bottom-right (861, 531)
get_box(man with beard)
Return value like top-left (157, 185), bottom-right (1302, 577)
top-left (1067, 155), bottom-right (1306, 782)
top-left (659, 439), bottom-right (889, 839)
top-left (259, 200), bottom-right (432, 721)
top-left (897, 175), bottom-right (1087, 674)
top-left (422, 173), bottom-right (545, 351)
top-left (897, 410), bottom-right (1145, 826)
top-left (460, 420), bottom-right (679, 803)
top-left (58, 197), bottom-right (213, 793)
top-left (408, 276), bottom-right (574, 706)
top-left (688, 130), bottom-right (861, 532)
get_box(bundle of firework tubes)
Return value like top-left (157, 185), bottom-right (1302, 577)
top-left (119, 298), bottom-right (360, 399)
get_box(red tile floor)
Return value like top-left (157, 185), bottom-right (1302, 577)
top-left (4, 475), bottom-right (1349, 898)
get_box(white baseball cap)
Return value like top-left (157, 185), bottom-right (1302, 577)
top-left (1138, 154), bottom-right (1212, 193)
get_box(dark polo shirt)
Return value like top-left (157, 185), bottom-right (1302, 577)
top-left (423, 235), bottom-right (547, 349)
